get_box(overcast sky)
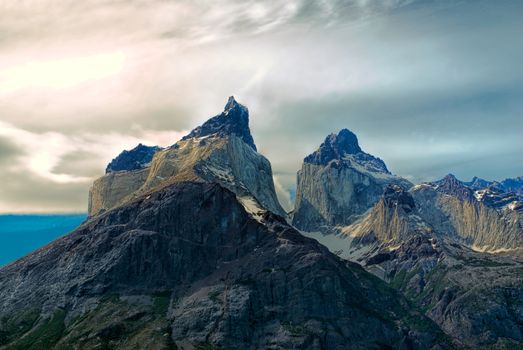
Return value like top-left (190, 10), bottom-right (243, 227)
top-left (0, 0), bottom-right (522, 213)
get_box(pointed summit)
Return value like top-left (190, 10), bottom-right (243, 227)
top-left (304, 128), bottom-right (362, 165)
top-left (182, 96), bottom-right (256, 150)
top-left (333, 128), bottom-right (362, 154)
top-left (224, 95), bottom-right (240, 111)
top-left (432, 174), bottom-right (474, 201)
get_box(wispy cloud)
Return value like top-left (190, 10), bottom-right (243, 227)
top-left (0, 0), bottom-right (522, 212)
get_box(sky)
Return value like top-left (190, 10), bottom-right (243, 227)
top-left (0, 0), bottom-right (522, 213)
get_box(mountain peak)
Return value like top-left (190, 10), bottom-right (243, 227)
top-left (181, 96), bottom-right (256, 150)
top-left (327, 128), bottom-right (362, 155)
top-left (433, 174), bottom-right (474, 201)
top-left (105, 144), bottom-right (160, 173)
top-left (224, 95), bottom-right (240, 111)
top-left (304, 128), bottom-right (363, 165)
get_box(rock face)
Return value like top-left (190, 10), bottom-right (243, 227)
top-left (292, 129), bottom-right (412, 231)
top-left (89, 97), bottom-right (285, 218)
top-left (345, 185), bottom-right (428, 246)
top-left (412, 177), bottom-right (523, 252)
top-left (182, 96), bottom-right (256, 151)
top-left (0, 181), bottom-right (449, 349)
top-left (302, 174), bottom-right (523, 348)
top-left (106, 144), bottom-right (161, 174)
top-left (430, 174), bottom-right (475, 201)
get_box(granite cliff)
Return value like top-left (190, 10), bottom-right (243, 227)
top-left (292, 129), bottom-right (412, 232)
top-left (296, 141), bottom-right (523, 348)
top-left (89, 97), bottom-right (285, 218)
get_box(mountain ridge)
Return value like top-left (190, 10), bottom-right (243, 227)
top-left (0, 99), bottom-right (454, 348)
top-left (1, 97), bottom-right (521, 349)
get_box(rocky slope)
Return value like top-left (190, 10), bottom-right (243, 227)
top-left (10, 190), bottom-right (459, 345)
top-left (292, 130), bottom-right (523, 348)
top-left (0, 182), bottom-right (451, 350)
top-left (0, 98), bottom-right (453, 349)
top-left (304, 180), bottom-right (523, 348)
top-left (89, 97), bottom-right (285, 218)
top-left (292, 129), bottom-right (412, 232)
top-left (412, 176), bottom-right (523, 252)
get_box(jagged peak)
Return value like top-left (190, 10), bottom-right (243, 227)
top-left (303, 129), bottom-right (390, 174)
top-left (432, 174), bottom-right (474, 201)
top-left (224, 95), bottom-right (241, 112)
top-left (325, 128), bottom-right (362, 155)
top-left (181, 96), bottom-right (256, 150)
top-left (443, 173), bottom-right (458, 181)
top-left (106, 143), bottom-right (161, 174)
top-left (304, 129), bottom-right (362, 164)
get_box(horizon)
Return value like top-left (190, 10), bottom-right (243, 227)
top-left (1, 0), bottom-right (522, 213)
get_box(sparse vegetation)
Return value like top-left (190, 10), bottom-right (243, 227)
top-left (153, 290), bottom-right (172, 315)
top-left (208, 290), bottom-right (223, 304)
top-left (281, 321), bottom-right (307, 337)
top-left (6, 308), bottom-right (66, 350)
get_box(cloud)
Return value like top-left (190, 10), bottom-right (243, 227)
top-left (0, 136), bottom-right (21, 166)
top-left (0, 0), bottom-right (522, 212)
top-left (0, 121), bottom-right (186, 212)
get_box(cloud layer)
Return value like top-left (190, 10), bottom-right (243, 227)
top-left (0, 0), bottom-right (522, 212)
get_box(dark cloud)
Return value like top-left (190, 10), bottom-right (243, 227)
top-left (0, 137), bottom-right (20, 165)
top-left (51, 150), bottom-right (106, 178)
top-left (0, 169), bottom-right (88, 213)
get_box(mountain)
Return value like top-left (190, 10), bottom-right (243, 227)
top-left (89, 97), bottom-right (285, 218)
top-left (463, 175), bottom-right (523, 200)
top-left (181, 96), bottom-right (257, 151)
top-left (292, 129), bottom-right (412, 232)
top-left (411, 181), bottom-right (523, 251)
top-left (296, 144), bottom-right (523, 348)
top-left (345, 185), bottom-right (523, 348)
top-left (430, 174), bottom-right (475, 201)
top-left (0, 98), bottom-right (450, 349)
top-left (106, 144), bottom-right (161, 174)
top-left (501, 176), bottom-right (523, 198)
top-left (463, 176), bottom-right (493, 190)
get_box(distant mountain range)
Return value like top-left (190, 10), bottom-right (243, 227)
top-left (0, 97), bottom-right (521, 349)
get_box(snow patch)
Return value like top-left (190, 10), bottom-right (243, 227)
top-left (300, 231), bottom-right (354, 260)
top-left (238, 196), bottom-right (265, 223)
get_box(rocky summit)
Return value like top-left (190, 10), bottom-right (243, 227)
top-left (106, 144), bottom-right (161, 174)
top-left (293, 129), bottom-right (412, 231)
top-left (88, 97), bottom-right (285, 218)
top-left (181, 96), bottom-right (256, 151)
top-left (0, 97), bottom-right (452, 350)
